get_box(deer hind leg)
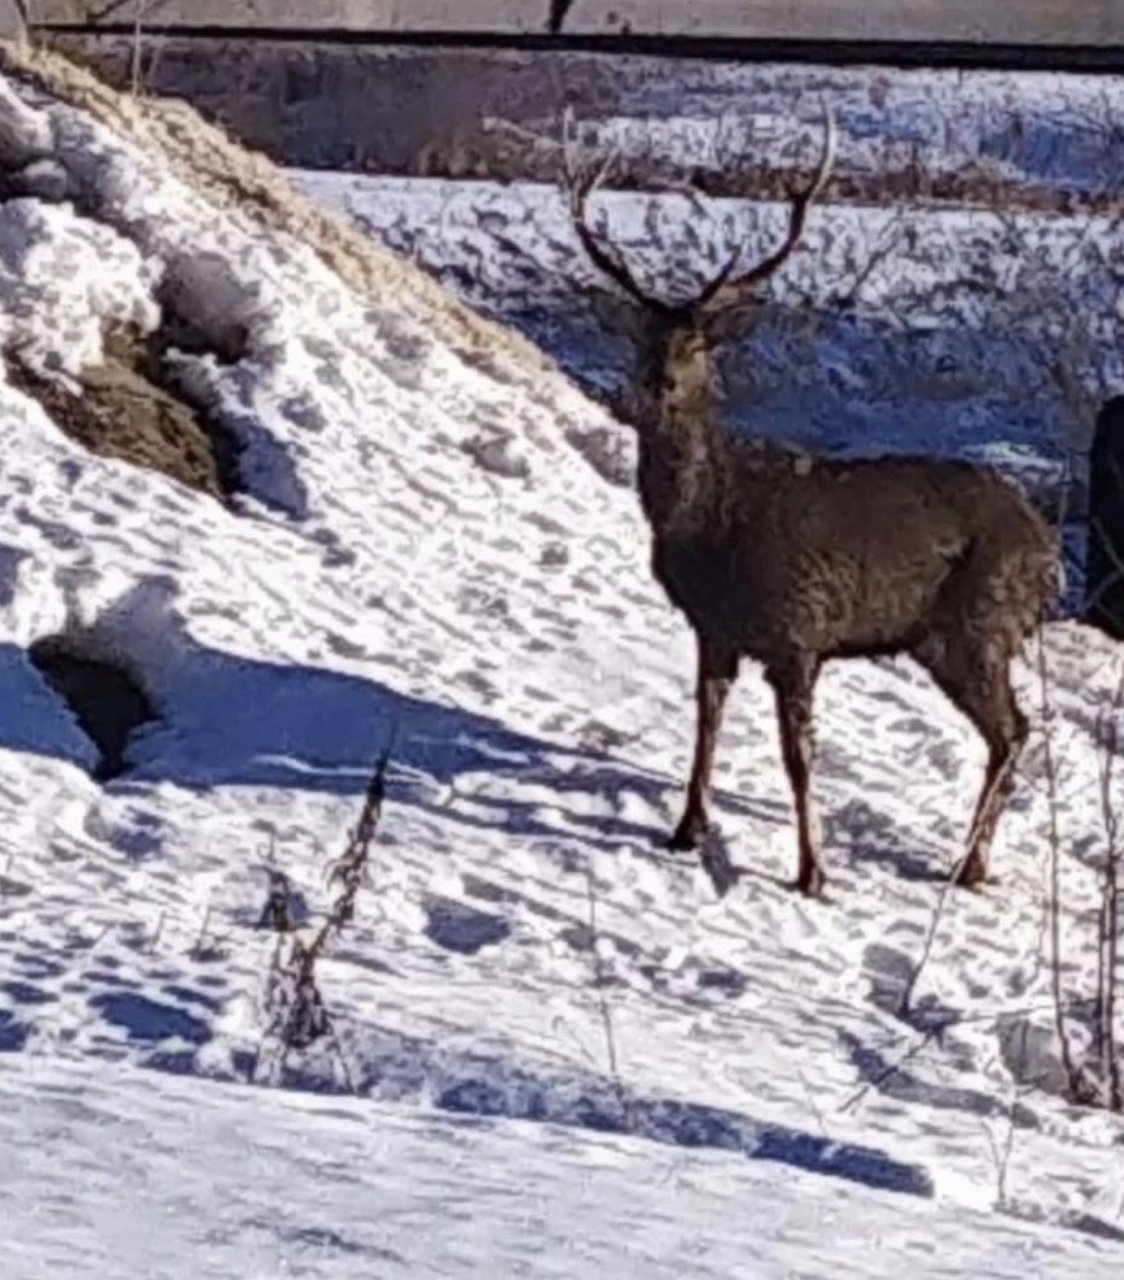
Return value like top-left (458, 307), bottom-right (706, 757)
top-left (767, 655), bottom-right (825, 898)
top-left (914, 635), bottom-right (1029, 887)
top-left (669, 635), bottom-right (740, 851)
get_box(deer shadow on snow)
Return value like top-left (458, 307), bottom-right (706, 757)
top-left (0, 614), bottom-right (765, 859)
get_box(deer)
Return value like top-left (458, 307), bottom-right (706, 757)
top-left (560, 109), bottom-right (1061, 897)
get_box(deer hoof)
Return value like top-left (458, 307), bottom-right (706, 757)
top-left (796, 868), bottom-right (827, 899)
top-left (954, 853), bottom-right (988, 889)
top-left (666, 819), bottom-right (703, 852)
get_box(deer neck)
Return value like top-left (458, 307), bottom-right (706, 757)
top-left (636, 328), bottom-right (726, 533)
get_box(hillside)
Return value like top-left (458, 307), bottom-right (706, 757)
top-left (0, 47), bottom-right (1123, 1278)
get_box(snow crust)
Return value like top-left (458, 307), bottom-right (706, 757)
top-left (0, 69), bottom-right (1123, 1276)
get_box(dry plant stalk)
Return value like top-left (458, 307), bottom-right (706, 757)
top-left (254, 745), bottom-right (392, 1085)
top-left (583, 858), bottom-right (631, 1128)
top-left (7, 1), bottom-right (29, 43)
top-left (1034, 632), bottom-right (1091, 1105)
top-left (1093, 661), bottom-right (1124, 1109)
top-left (1036, 636), bottom-right (1124, 1111)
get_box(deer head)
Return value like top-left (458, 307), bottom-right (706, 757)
top-left (560, 108), bottom-right (836, 424)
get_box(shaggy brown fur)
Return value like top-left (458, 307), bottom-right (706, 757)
top-left (564, 113), bottom-right (1061, 896)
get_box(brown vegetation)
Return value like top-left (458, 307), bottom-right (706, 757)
top-left (0, 40), bottom-right (563, 387)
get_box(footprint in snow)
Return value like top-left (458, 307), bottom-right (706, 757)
top-left (424, 897), bottom-right (511, 956)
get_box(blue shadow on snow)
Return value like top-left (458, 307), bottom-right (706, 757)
top-left (0, 625), bottom-right (765, 853)
top-left (263, 1024), bottom-right (935, 1200)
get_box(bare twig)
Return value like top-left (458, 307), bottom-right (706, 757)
top-left (831, 208), bottom-right (911, 312)
top-left (982, 1086), bottom-right (1022, 1211)
top-left (899, 762), bottom-right (1014, 1016)
top-left (131, 5), bottom-right (142, 96)
top-left (1035, 632), bottom-right (1090, 1105)
top-left (1095, 659), bottom-right (1124, 1108)
top-left (6, 1), bottom-right (29, 42)
top-left (79, 0), bottom-right (169, 96)
top-left (839, 1025), bottom-right (941, 1114)
top-left (584, 858), bottom-right (630, 1126)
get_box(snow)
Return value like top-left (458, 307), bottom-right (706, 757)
top-left (0, 67), bottom-right (1123, 1276)
top-left (292, 170), bottom-right (1121, 604)
top-left (295, 171), bottom-right (1122, 456)
top-left (467, 58), bottom-right (1124, 195)
top-left (2, 1052), bottom-right (1120, 1280)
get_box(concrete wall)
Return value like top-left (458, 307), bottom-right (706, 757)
top-left (0, 0), bottom-right (28, 42)
top-left (28, 1), bottom-right (1124, 47)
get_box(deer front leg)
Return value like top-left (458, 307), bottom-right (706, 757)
top-left (668, 636), bottom-right (739, 851)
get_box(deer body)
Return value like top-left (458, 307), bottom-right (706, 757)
top-left (645, 431), bottom-right (1054, 663)
top-left (563, 112), bottom-right (1060, 895)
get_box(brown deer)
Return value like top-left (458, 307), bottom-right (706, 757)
top-left (561, 111), bottom-right (1060, 897)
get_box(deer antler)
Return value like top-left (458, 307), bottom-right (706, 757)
top-left (697, 107), bottom-right (837, 312)
top-left (561, 107), bottom-right (677, 318)
top-left (561, 107), bottom-right (835, 318)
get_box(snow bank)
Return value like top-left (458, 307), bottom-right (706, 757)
top-left (0, 196), bottom-right (156, 383)
top-left (0, 50), bottom-right (1123, 1276)
top-left (309, 173), bottom-right (1124, 460)
top-left (0, 42), bottom-right (565, 384)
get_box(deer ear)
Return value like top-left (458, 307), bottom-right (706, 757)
top-left (599, 383), bottom-right (646, 428)
top-left (588, 290), bottom-right (647, 345)
top-left (702, 302), bottom-right (757, 348)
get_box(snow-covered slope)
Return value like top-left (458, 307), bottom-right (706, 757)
top-left (1, 62), bottom-right (1123, 1276)
top-left (302, 172), bottom-right (1123, 456)
top-left (294, 170), bottom-right (1121, 607)
top-left (4, 1052), bottom-right (1122, 1280)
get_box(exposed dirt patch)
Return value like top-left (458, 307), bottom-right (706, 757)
top-left (5, 323), bottom-right (240, 501)
top-left (28, 636), bottom-right (156, 782)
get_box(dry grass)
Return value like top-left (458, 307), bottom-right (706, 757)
top-left (0, 40), bottom-right (561, 386)
top-left (253, 747), bottom-right (392, 1090)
